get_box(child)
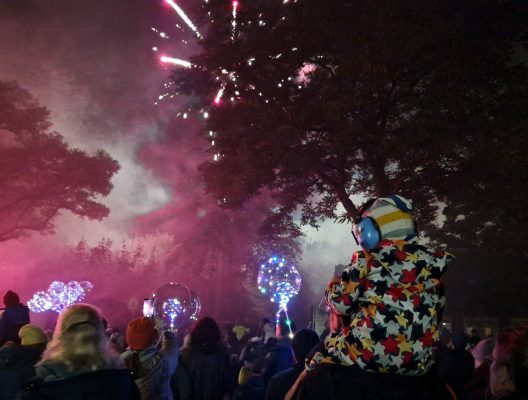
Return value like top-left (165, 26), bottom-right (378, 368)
top-left (314, 195), bottom-right (454, 376)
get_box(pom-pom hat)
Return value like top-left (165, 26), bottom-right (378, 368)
top-left (3, 290), bottom-right (20, 307)
top-left (126, 317), bottom-right (157, 350)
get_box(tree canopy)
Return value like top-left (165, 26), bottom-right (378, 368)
top-left (170, 0), bottom-right (528, 244)
top-left (0, 80), bottom-right (120, 242)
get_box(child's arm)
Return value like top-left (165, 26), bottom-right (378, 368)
top-left (324, 251), bottom-right (364, 316)
top-left (420, 250), bottom-right (455, 283)
top-left (429, 250), bottom-right (455, 276)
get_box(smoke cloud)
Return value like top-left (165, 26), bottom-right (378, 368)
top-left (0, 0), bottom-right (352, 328)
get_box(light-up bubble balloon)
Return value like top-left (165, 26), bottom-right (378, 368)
top-left (48, 281), bottom-right (66, 299)
top-left (258, 256), bottom-right (301, 305)
top-left (80, 281), bottom-right (94, 292)
top-left (188, 290), bottom-right (201, 322)
top-left (257, 256), bottom-right (301, 338)
top-left (27, 291), bottom-right (53, 313)
top-left (28, 280), bottom-right (94, 313)
top-left (153, 283), bottom-right (200, 330)
top-left (162, 298), bottom-right (184, 330)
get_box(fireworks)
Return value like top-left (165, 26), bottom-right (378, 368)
top-left (231, 1), bottom-right (239, 41)
top-left (160, 56), bottom-right (192, 68)
top-left (152, 0), bottom-right (303, 165)
top-left (214, 86), bottom-right (225, 105)
top-left (164, 0), bottom-right (202, 39)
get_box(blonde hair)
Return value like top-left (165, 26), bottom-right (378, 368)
top-left (38, 303), bottom-right (122, 371)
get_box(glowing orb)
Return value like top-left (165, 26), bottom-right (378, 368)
top-left (257, 256), bottom-right (301, 305)
top-left (153, 282), bottom-right (201, 330)
top-left (28, 280), bottom-right (93, 313)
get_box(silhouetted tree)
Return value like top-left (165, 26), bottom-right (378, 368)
top-left (0, 80), bottom-right (119, 242)
top-left (170, 0), bottom-right (528, 241)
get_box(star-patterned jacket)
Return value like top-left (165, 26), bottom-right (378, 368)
top-left (320, 239), bottom-right (454, 376)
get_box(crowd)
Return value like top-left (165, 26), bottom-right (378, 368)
top-left (1, 288), bottom-right (527, 400)
top-left (1, 195), bottom-right (527, 399)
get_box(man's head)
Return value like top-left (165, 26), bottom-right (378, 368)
top-left (292, 329), bottom-right (320, 362)
top-left (3, 290), bottom-right (20, 308)
top-left (490, 327), bottom-right (528, 397)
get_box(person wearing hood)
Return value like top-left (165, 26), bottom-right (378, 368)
top-left (293, 196), bottom-right (456, 400)
top-left (121, 317), bottom-right (179, 400)
top-left (179, 316), bottom-right (232, 400)
top-left (312, 195), bottom-right (455, 376)
top-left (0, 290), bottom-right (30, 346)
top-left (0, 324), bottom-right (48, 400)
top-left (17, 303), bottom-right (139, 400)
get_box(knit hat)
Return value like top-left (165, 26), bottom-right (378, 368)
top-left (362, 195), bottom-right (416, 241)
top-left (3, 290), bottom-right (20, 307)
top-left (126, 317), bottom-right (157, 350)
top-left (19, 324), bottom-right (48, 346)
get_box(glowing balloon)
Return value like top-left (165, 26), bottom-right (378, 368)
top-left (257, 256), bottom-right (301, 305)
top-left (153, 283), bottom-right (200, 330)
top-left (27, 291), bottom-right (53, 313)
top-left (257, 256), bottom-right (301, 339)
top-left (163, 298), bottom-right (184, 329)
top-left (28, 280), bottom-right (94, 313)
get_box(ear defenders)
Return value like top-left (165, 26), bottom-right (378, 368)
top-left (352, 216), bottom-right (382, 251)
top-left (352, 195), bottom-right (417, 251)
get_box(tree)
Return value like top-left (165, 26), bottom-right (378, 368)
top-left (170, 0), bottom-right (528, 241)
top-left (0, 80), bottom-right (120, 242)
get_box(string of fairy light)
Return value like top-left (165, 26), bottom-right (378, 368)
top-left (151, 0), bottom-right (309, 164)
top-left (27, 281), bottom-right (93, 313)
top-left (257, 256), bottom-right (301, 338)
